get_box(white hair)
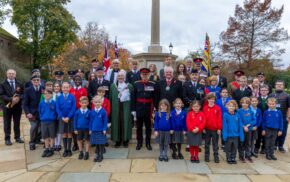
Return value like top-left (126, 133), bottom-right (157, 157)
top-left (112, 59), bottom-right (120, 63)
top-left (186, 58), bottom-right (193, 62)
top-left (164, 66), bottom-right (174, 73)
top-left (117, 69), bottom-right (126, 76)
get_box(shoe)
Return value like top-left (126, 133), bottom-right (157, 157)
top-left (42, 149), bottom-right (48, 157)
top-left (246, 156), bottom-right (253, 163)
top-left (190, 156), bottom-right (195, 163)
top-left (78, 151), bottom-right (84, 160)
top-left (146, 143), bottom-right (152, 151)
top-left (5, 140), bottom-right (12, 146)
top-left (114, 142), bottom-right (121, 148)
top-left (46, 150), bottom-right (54, 157)
top-left (163, 156), bottom-right (169, 162)
top-left (231, 159), bottom-right (237, 164)
top-left (260, 149), bottom-right (265, 154)
top-left (103, 147), bottom-right (106, 153)
top-left (205, 157), bottom-right (210, 162)
top-left (158, 156), bottom-right (164, 161)
top-left (29, 143), bottom-right (36, 150)
top-left (227, 158), bottom-right (232, 164)
top-left (67, 150), bottom-right (72, 157)
top-left (214, 157), bottom-right (220, 163)
top-left (178, 153), bottom-right (184, 160)
top-left (57, 145), bottom-right (62, 151)
top-left (195, 157), bottom-right (200, 163)
top-left (136, 143), bottom-right (142, 150)
top-left (105, 142), bottom-right (109, 147)
top-left (98, 155), bottom-right (103, 162)
top-left (221, 145), bottom-right (225, 150)
top-left (266, 155), bottom-right (272, 160)
top-left (123, 141), bottom-right (129, 148)
top-left (84, 152), bottom-right (89, 160)
top-left (239, 157), bottom-right (246, 163)
top-left (172, 152), bottom-right (178, 160)
top-left (186, 147), bottom-right (190, 152)
top-left (94, 155), bottom-right (100, 162)
top-left (252, 152), bottom-right (258, 158)
top-left (270, 155), bottom-right (277, 160)
top-left (254, 148), bottom-right (259, 154)
top-left (72, 145), bottom-right (79, 151)
top-left (15, 138), bottom-right (24, 143)
top-left (278, 147), bottom-right (286, 153)
top-left (63, 150), bottom-right (68, 157)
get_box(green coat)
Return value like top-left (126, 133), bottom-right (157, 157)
top-left (109, 83), bottom-right (133, 142)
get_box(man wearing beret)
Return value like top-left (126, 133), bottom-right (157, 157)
top-left (131, 68), bottom-right (157, 151)
top-left (85, 58), bottom-right (101, 80)
top-left (68, 70), bottom-right (76, 87)
top-left (54, 71), bottom-right (64, 85)
top-left (25, 69), bottom-right (45, 88)
top-left (88, 66), bottom-right (110, 100)
top-left (257, 72), bottom-right (272, 94)
top-left (193, 58), bottom-right (208, 79)
top-left (211, 65), bottom-right (227, 88)
top-left (230, 70), bottom-right (245, 93)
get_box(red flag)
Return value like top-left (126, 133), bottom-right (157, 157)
top-left (103, 40), bottom-right (110, 73)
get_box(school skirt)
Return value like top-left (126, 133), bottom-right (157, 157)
top-left (187, 132), bottom-right (202, 146)
top-left (90, 131), bottom-right (107, 145)
top-left (172, 131), bottom-right (185, 144)
top-left (59, 119), bottom-right (74, 134)
top-left (155, 131), bottom-right (171, 145)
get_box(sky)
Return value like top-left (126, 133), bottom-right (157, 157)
top-left (2, 0), bottom-right (290, 68)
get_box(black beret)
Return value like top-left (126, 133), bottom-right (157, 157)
top-left (54, 71), bottom-right (64, 76)
top-left (191, 69), bottom-right (199, 74)
top-left (96, 66), bottom-right (104, 71)
top-left (234, 70), bottom-right (245, 76)
top-left (31, 69), bottom-right (40, 74)
top-left (30, 75), bottom-right (40, 80)
top-left (211, 65), bottom-right (220, 70)
top-left (67, 70), bottom-right (76, 76)
top-left (257, 72), bottom-right (265, 76)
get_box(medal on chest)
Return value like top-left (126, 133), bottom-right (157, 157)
top-left (166, 86), bottom-right (170, 91)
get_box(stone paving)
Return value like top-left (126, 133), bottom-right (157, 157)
top-left (1, 116), bottom-right (290, 182)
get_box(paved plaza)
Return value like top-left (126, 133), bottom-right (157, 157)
top-left (1, 116), bottom-right (290, 182)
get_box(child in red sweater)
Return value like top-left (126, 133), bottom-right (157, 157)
top-left (186, 100), bottom-right (206, 163)
top-left (91, 87), bottom-right (111, 117)
top-left (203, 93), bottom-right (222, 163)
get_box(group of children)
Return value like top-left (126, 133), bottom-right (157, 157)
top-left (154, 92), bottom-right (283, 164)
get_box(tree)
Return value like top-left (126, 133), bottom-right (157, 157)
top-left (11, 0), bottom-right (80, 68)
top-left (220, 0), bottom-right (288, 68)
top-left (0, 0), bottom-right (10, 26)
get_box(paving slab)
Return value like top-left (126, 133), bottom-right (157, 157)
top-left (57, 172), bottom-right (111, 182)
top-left (91, 159), bottom-right (131, 173)
top-left (37, 172), bottom-right (61, 182)
top-left (247, 174), bottom-right (283, 182)
top-left (186, 161), bottom-right (212, 174)
top-left (27, 159), bottom-right (57, 171)
top-left (131, 159), bottom-right (156, 173)
top-left (0, 159), bottom-right (26, 173)
top-left (128, 145), bottom-right (159, 159)
top-left (208, 174), bottom-right (251, 182)
top-left (5, 172), bottom-right (45, 182)
top-left (249, 161), bottom-right (287, 174)
top-left (0, 147), bottom-right (25, 162)
top-left (61, 159), bottom-right (95, 172)
top-left (207, 161), bottom-right (257, 174)
top-left (26, 149), bottom-right (61, 164)
top-left (157, 160), bottom-right (188, 173)
top-left (264, 160), bottom-right (290, 173)
top-left (103, 147), bottom-right (128, 159)
top-left (0, 169), bottom-right (27, 182)
top-left (277, 175), bottom-right (290, 182)
top-left (33, 159), bottom-right (70, 172)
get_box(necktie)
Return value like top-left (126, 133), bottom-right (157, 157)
top-left (98, 80), bottom-right (101, 84)
top-left (10, 81), bottom-right (15, 92)
top-left (166, 80), bottom-right (171, 86)
top-left (222, 98), bottom-right (225, 105)
top-left (64, 94), bottom-right (67, 100)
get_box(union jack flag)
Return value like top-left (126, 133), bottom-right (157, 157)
top-left (103, 40), bottom-right (110, 73)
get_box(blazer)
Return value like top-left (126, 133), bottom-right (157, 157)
top-left (183, 81), bottom-right (205, 107)
top-left (23, 86), bottom-right (43, 115)
top-left (0, 79), bottom-right (24, 107)
top-left (88, 78), bottom-right (110, 100)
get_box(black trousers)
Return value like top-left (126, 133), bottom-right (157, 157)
top-left (205, 130), bottom-right (219, 158)
top-left (226, 137), bottom-right (238, 160)
top-left (255, 126), bottom-right (265, 151)
top-left (136, 116), bottom-right (152, 144)
top-left (238, 131), bottom-right (252, 158)
top-left (3, 106), bottom-right (22, 140)
top-left (265, 128), bottom-right (278, 156)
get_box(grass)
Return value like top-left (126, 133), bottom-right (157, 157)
top-left (0, 111), bottom-right (3, 117)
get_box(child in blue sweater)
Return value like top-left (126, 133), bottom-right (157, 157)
top-left (56, 82), bottom-right (76, 157)
top-left (237, 97), bottom-right (256, 163)
top-left (154, 99), bottom-right (173, 162)
top-left (90, 96), bottom-right (108, 162)
top-left (249, 96), bottom-right (262, 158)
top-left (222, 100), bottom-right (244, 164)
top-left (39, 90), bottom-right (57, 158)
top-left (170, 98), bottom-right (186, 160)
top-left (262, 97), bottom-right (283, 160)
top-left (74, 96), bottom-right (91, 160)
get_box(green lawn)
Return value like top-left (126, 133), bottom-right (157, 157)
top-left (0, 111), bottom-right (3, 117)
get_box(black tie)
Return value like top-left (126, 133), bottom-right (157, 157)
top-left (99, 80), bottom-right (101, 84)
top-left (10, 81), bottom-right (15, 92)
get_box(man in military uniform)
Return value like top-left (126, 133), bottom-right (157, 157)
top-left (230, 70), bottom-right (245, 93)
top-left (211, 65), bottom-right (227, 88)
top-left (126, 59), bottom-right (141, 84)
top-left (183, 69), bottom-right (206, 108)
top-left (132, 68), bottom-right (157, 151)
top-left (193, 58), bottom-right (208, 79)
top-left (67, 70), bottom-right (76, 87)
top-left (54, 71), bottom-right (64, 85)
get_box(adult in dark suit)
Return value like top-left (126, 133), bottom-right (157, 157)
top-left (159, 55), bottom-right (173, 80)
top-left (126, 59), bottom-right (141, 84)
top-left (0, 69), bottom-right (24, 145)
top-left (211, 65), bottom-right (227, 88)
top-left (25, 69), bottom-right (45, 88)
top-left (232, 75), bottom-right (252, 107)
top-left (85, 58), bottom-right (102, 80)
top-left (183, 69), bottom-right (206, 108)
top-left (257, 72), bottom-right (272, 94)
top-left (156, 66), bottom-right (183, 108)
top-left (88, 67), bottom-right (110, 100)
top-left (23, 75), bottom-right (43, 150)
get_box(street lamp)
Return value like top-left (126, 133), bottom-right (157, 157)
top-left (169, 42), bottom-right (173, 54)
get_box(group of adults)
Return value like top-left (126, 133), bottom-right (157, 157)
top-left (0, 55), bottom-right (289, 153)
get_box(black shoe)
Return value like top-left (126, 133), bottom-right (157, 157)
top-left (99, 155), bottom-right (103, 162)
top-left (5, 139), bottom-right (12, 146)
top-left (186, 147), bottom-right (190, 152)
top-left (15, 138), bottom-right (24, 143)
top-left (260, 149), bottom-right (265, 154)
top-left (231, 159), bottom-right (237, 164)
top-left (158, 156), bottom-right (164, 161)
top-left (239, 156), bottom-right (246, 163)
top-left (78, 151), bottom-right (84, 160)
top-left (105, 142), bottom-right (109, 147)
top-left (205, 157), bottom-right (210, 162)
top-left (123, 141), bottom-right (129, 148)
top-left (94, 155), bottom-right (100, 162)
top-left (63, 150), bottom-right (68, 157)
top-left (190, 156), bottom-right (195, 163)
top-left (195, 157), bottom-right (200, 163)
top-left (252, 152), bottom-right (258, 158)
top-left (114, 142), bottom-right (121, 148)
top-left (178, 153), bottom-right (184, 160)
top-left (146, 143), bottom-right (152, 151)
top-left (46, 149), bottom-right (54, 157)
top-left (84, 152), bottom-right (89, 160)
top-left (172, 152), bottom-right (178, 160)
top-left (270, 155), bottom-right (277, 160)
top-left (164, 156), bottom-right (169, 162)
top-left (227, 159), bottom-right (232, 164)
top-left (57, 145), bottom-right (62, 151)
top-left (42, 149), bottom-right (48, 157)
top-left (214, 157), bottom-right (220, 163)
top-left (266, 155), bottom-right (272, 160)
top-left (67, 150), bottom-right (72, 157)
top-left (136, 143), bottom-right (142, 150)
top-left (246, 156), bottom-right (253, 163)
top-left (278, 147), bottom-right (286, 153)
top-left (72, 145), bottom-right (79, 152)
top-left (29, 143), bottom-right (36, 150)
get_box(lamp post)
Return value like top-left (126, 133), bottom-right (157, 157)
top-left (169, 42), bottom-right (173, 54)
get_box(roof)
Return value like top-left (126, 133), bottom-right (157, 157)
top-left (0, 27), bottom-right (18, 41)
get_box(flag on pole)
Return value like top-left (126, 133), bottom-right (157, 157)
top-left (103, 40), bottom-right (110, 73)
top-left (114, 36), bottom-right (119, 58)
top-left (203, 33), bottom-right (211, 76)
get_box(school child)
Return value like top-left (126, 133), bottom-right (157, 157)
top-left (70, 75), bottom-right (88, 151)
top-left (91, 87), bottom-right (111, 117)
top-left (90, 96), bottom-right (108, 162)
top-left (222, 100), bottom-right (244, 164)
top-left (249, 96), bottom-right (262, 157)
top-left (205, 76), bottom-right (221, 99)
top-left (38, 90), bottom-right (57, 157)
top-left (154, 99), bottom-right (173, 162)
top-left (186, 100), bottom-right (206, 163)
top-left (56, 82), bottom-right (76, 157)
top-left (40, 81), bottom-right (53, 101)
top-left (203, 93), bottom-right (222, 163)
top-left (237, 97), bottom-right (256, 163)
top-left (53, 82), bottom-right (62, 151)
top-left (262, 97), bottom-right (283, 160)
top-left (170, 98), bottom-right (186, 160)
top-left (74, 96), bottom-right (91, 160)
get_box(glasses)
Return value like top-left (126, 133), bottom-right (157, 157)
top-left (32, 79), bottom-right (40, 82)
top-left (260, 89), bottom-right (268, 91)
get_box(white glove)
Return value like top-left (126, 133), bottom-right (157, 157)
top-left (131, 111), bottom-right (137, 121)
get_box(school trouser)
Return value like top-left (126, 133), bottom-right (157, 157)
top-left (205, 130), bottom-right (219, 158)
top-left (3, 106), bottom-right (22, 140)
top-left (275, 117), bottom-right (287, 148)
top-left (225, 137), bottom-right (238, 160)
top-left (136, 116), bottom-right (151, 144)
top-left (265, 128), bottom-right (278, 156)
top-left (238, 131), bottom-right (252, 158)
top-left (255, 126), bottom-right (265, 151)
